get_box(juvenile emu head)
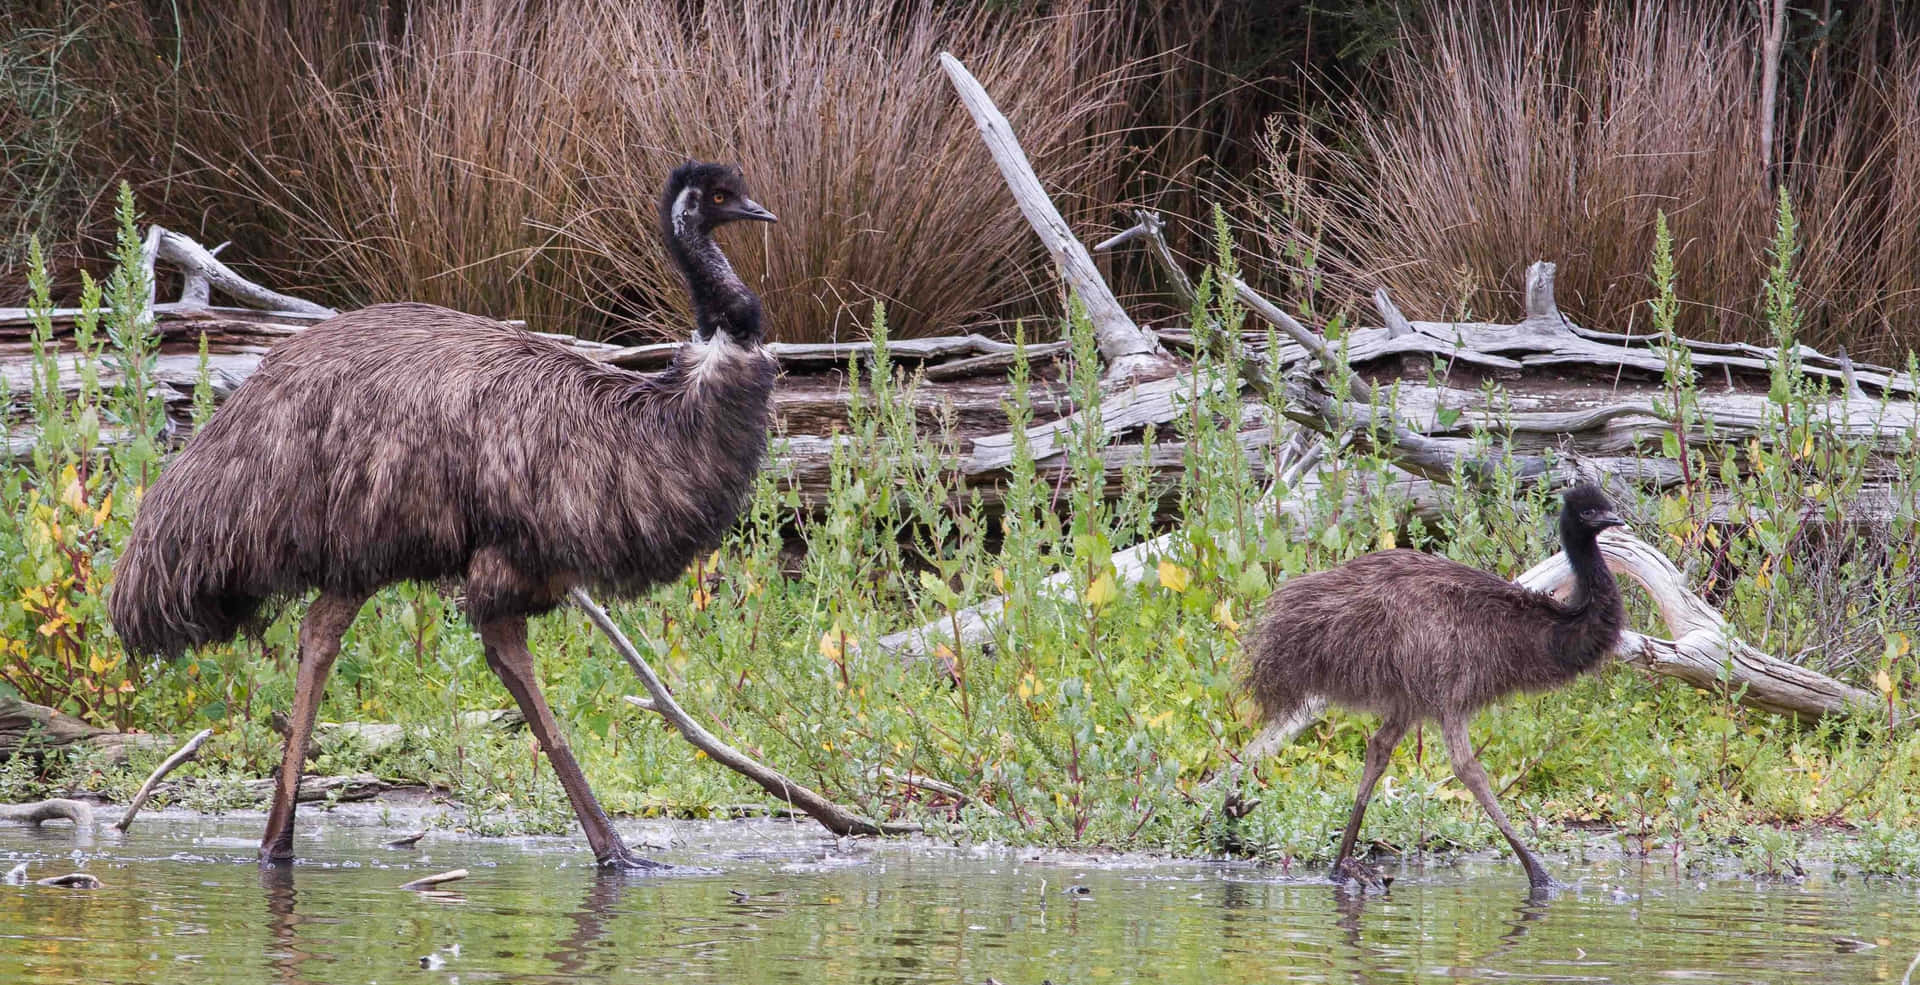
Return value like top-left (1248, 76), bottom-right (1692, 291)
top-left (1559, 483), bottom-right (1627, 542)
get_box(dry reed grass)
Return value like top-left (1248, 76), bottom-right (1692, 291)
top-left (29, 0), bottom-right (1145, 341)
top-left (1256, 2), bottom-right (1920, 359)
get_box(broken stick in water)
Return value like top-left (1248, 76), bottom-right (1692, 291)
top-left (400, 868), bottom-right (468, 891)
top-left (571, 587), bottom-right (919, 837)
top-left (35, 872), bottom-right (103, 889)
top-left (114, 727), bottom-right (213, 833)
top-left (385, 829), bottom-right (428, 849)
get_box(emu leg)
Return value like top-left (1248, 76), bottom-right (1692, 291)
top-left (1438, 712), bottom-right (1557, 893)
top-left (261, 591), bottom-right (368, 865)
top-left (1330, 715), bottom-right (1409, 883)
top-left (480, 618), bottom-right (665, 871)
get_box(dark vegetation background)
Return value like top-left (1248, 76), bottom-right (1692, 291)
top-left (5, 0), bottom-right (1919, 355)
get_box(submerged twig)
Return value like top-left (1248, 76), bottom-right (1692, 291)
top-left (114, 727), bottom-right (212, 833)
top-left (572, 588), bottom-right (919, 837)
top-left (399, 868), bottom-right (467, 891)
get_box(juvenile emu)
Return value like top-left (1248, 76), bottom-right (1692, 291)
top-left (109, 162), bottom-right (778, 869)
top-left (1243, 484), bottom-right (1626, 893)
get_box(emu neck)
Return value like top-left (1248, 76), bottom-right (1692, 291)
top-left (1560, 531), bottom-right (1614, 612)
top-left (666, 226), bottom-right (763, 344)
top-left (1551, 527), bottom-right (1624, 675)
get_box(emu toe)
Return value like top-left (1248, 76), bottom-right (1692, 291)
top-left (598, 847), bottom-right (673, 873)
top-left (1329, 856), bottom-right (1391, 894)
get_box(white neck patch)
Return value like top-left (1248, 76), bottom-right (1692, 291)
top-left (671, 185), bottom-right (700, 237)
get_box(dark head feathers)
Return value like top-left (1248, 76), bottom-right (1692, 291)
top-left (658, 161), bottom-right (776, 239)
top-left (1559, 482), bottom-right (1626, 539)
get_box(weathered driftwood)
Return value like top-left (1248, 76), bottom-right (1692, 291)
top-left (113, 727), bottom-right (212, 833)
top-left (234, 773), bottom-right (388, 805)
top-left (0, 696), bottom-right (168, 762)
top-left (938, 51), bottom-right (1179, 383)
top-left (1518, 529), bottom-right (1884, 721)
top-left (0, 798), bottom-right (94, 829)
top-left (139, 225), bottom-right (336, 317)
top-left (572, 588), bottom-right (918, 837)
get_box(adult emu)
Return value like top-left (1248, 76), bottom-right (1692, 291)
top-left (1243, 484), bottom-right (1626, 893)
top-left (109, 162), bottom-right (778, 869)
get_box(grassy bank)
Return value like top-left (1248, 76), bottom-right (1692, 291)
top-left (4, 193), bottom-right (1920, 878)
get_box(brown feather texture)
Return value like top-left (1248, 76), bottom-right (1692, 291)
top-left (1241, 483), bottom-right (1627, 892)
top-left (1244, 485), bottom-right (1626, 725)
top-left (110, 162), bottom-right (778, 658)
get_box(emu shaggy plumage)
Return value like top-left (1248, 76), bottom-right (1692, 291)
top-left (109, 161), bottom-right (778, 869)
top-left (1243, 484), bottom-right (1627, 893)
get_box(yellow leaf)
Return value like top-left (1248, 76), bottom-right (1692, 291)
top-left (93, 493), bottom-right (113, 527)
top-left (1213, 599), bottom-right (1240, 632)
top-left (1873, 669), bottom-right (1894, 696)
top-left (88, 652), bottom-right (115, 675)
top-left (1377, 527), bottom-right (1397, 550)
top-left (689, 588), bottom-right (712, 611)
top-left (818, 628), bottom-right (851, 661)
top-left (61, 477), bottom-right (88, 514)
top-left (1085, 571), bottom-right (1118, 608)
top-left (1146, 709), bottom-right (1175, 729)
top-left (1156, 560), bottom-right (1190, 593)
top-left (991, 567), bottom-right (1007, 593)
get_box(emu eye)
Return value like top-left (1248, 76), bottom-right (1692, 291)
top-left (711, 192), bottom-right (728, 205)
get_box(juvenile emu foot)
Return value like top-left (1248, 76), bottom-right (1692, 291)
top-left (597, 847), bottom-right (672, 872)
top-left (1329, 856), bottom-right (1391, 894)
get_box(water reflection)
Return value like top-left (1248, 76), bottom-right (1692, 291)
top-left (0, 818), bottom-right (1915, 984)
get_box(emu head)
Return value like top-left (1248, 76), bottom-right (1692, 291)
top-left (659, 161), bottom-right (777, 239)
top-left (1559, 483), bottom-right (1626, 542)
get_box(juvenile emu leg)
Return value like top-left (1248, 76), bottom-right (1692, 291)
top-left (1439, 712), bottom-right (1556, 892)
top-left (261, 591), bottom-right (368, 864)
top-left (1330, 714), bottom-right (1409, 881)
top-left (479, 618), bottom-right (666, 871)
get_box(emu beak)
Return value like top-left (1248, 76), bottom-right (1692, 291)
top-left (736, 198), bottom-right (777, 223)
top-left (1594, 510), bottom-right (1627, 530)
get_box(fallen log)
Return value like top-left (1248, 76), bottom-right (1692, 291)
top-left (1517, 529), bottom-right (1885, 722)
top-left (0, 696), bottom-right (169, 763)
top-left (0, 798), bottom-right (94, 829)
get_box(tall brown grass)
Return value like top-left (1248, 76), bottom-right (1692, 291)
top-left (1256, 2), bottom-right (1920, 359)
top-left (29, 0), bottom-right (1147, 341)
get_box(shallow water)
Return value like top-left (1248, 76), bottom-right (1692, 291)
top-left (2, 811), bottom-right (1917, 984)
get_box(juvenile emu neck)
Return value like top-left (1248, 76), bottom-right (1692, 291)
top-left (1550, 524), bottom-right (1625, 674)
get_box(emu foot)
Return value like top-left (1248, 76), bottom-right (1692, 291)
top-left (597, 847), bottom-right (673, 873)
top-left (1524, 871), bottom-right (1568, 898)
top-left (1329, 856), bottom-right (1392, 894)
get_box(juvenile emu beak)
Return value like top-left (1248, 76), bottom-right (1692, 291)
top-left (736, 198), bottom-right (777, 223)
top-left (1593, 510), bottom-right (1627, 529)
